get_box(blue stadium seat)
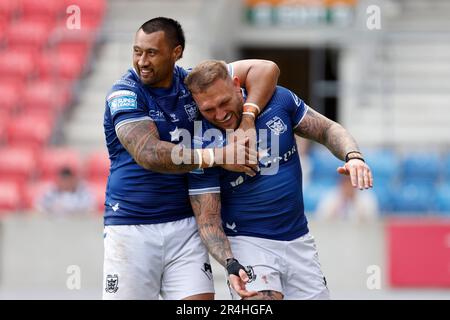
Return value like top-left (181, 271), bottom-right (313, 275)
top-left (435, 184), bottom-right (450, 215)
top-left (371, 183), bottom-right (395, 214)
top-left (303, 181), bottom-right (334, 215)
top-left (443, 153), bottom-right (450, 180)
top-left (309, 148), bottom-right (342, 185)
top-left (392, 182), bottom-right (435, 213)
top-left (364, 149), bottom-right (398, 187)
top-left (400, 152), bottom-right (440, 186)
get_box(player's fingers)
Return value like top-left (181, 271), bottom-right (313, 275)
top-left (368, 169), bottom-right (374, 188)
top-left (337, 166), bottom-right (349, 175)
top-left (357, 166), bottom-right (364, 190)
top-left (363, 167), bottom-right (371, 189)
top-left (241, 165), bottom-right (257, 177)
top-left (349, 164), bottom-right (357, 187)
top-left (239, 269), bottom-right (249, 283)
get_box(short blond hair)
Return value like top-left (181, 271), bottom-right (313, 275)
top-left (184, 60), bottom-right (229, 93)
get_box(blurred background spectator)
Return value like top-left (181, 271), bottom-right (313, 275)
top-left (35, 167), bottom-right (95, 216)
top-left (315, 175), bottom-right (379, 223)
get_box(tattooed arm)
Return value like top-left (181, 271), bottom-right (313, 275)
top-left (294, 107), bottom-right (359, 161)
top-left (116, 119), bottom-right (198, 173)
top-left (189, 193), bottom-right (233, 266)
top-left (190, 193), bottom-right (257, 298)
top-left (294, 107), bottom-right (373, 189)
top-left (116, 119), bottom-right (258, 175)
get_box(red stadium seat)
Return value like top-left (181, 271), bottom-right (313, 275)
top-left (0, 51), bottom-right (36, 82)
top-left (85, 150), bottom-right (110, 184)
top-left (22, 180), bottom-right (53, 210)
top-left (7, 115), bottom-right (53, 152)
top-left (7, 20), bottom-right (51, 51)
top-left (0, 147), bottom-right (36, 186)
top-left (0, 83), bottom-right (20, 116)
top-left (19, 0), bottom-right (64, 20)
top-left (63, 0), bottom-right (106, 26)
top-left (0, 181), bottom-right (21, 214)
top-left (37, 51), bottom-right (86, 81)
top-left (38, 147), bottom-right (82, 182)
top-left (0, 0), bottom-right (20, 19)
top-left (22, 81), bottom-right (65, 113)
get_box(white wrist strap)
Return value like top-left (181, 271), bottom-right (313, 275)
top-left (242, 111), bottom-right (256, 119)
top-left (243, 102), bottom-right (261, 114)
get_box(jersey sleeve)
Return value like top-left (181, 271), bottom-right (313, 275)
top-left (277, 87), bottom-right (309, 129)
top-left (188, 167), bottom-right (221, 195)
top-left (106, 81), bottom-right (151, 133)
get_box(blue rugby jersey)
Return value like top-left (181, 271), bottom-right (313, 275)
top-left (103, 66), bottom-right (200, 225)
top-left (188, 86), bottom-right (309, 241)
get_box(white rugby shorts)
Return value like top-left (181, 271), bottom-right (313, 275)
top-left (227, 233), bottom-right (330, 300)
top-left (103, 216), bottom-right (215, 300)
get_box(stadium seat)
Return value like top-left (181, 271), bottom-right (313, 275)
top-left (85, 150), bottom-right (110, 184)
top-left (7, 20), bottom-right (51, 52)
top-left (22, 81), bottom-right (66, 113)
top-left (372, 184), bottom-right (395, 214)
top-left (303, 182), bottom-right (334, 214)
top-left (0, 83), bottom-right (20, 116)
top-left (435, 184), bottom-right (450, 214)
top-left (37, 51), bottom-right (86, 81)
top-left (309, 147), bottom-right (342, 185)
top-left (0, 51), bottom-right (36, 82)
top-left (0, 181), bottom-right (21, 214)
top-left (38, 148), bottom-right (82, 182)
top-left (400, 152), bottom-right (440, 185)
top-left (7, 115), bottom-right (53, 152)
top-left (392, 183), bottom-right (435, 213)
top-left (0, 147), bottom-right (36, 187)
top-left (364, 149), bottom-right (398, 188)
top-left (443, 153), bottom-right (450, 180)
top-left (63, 0), bottom-right (106, 27)
top-left (0, 0), bottom-right (19, 20)
top-left (22, 180), bottom-right (53, 210)
top-left (19, 0), bottom-right (64, 20)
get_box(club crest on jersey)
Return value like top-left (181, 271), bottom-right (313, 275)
top-left (266, 116), bottom-right (287, 135)
top-left (105, 274), bottom-right (119, 293)
top-left (184, 102), bottom-right (198, 121)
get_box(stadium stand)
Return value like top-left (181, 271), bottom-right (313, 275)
top-left (0, 0), bottom-right (107, 213)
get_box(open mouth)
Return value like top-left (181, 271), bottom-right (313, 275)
top-left (217, 113), bottom-right (232, 123)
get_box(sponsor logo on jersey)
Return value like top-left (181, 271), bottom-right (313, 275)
top-left (266, 116), bottom-right (287, 136)
top-left (149, 110), bottom-right (165, 122)
top-left (105, 274), bottom-right (119, 293)
top-left (201, 262), bottom-right (213, 280)
top-left (184, 102), bottom-right (198, 121)
top-left (107, 90), bottom-right (137, 115)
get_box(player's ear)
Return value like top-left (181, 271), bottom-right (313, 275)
top-left (232, 76), bottom-right (241, 89)
top-left (173, 45), bottom-right (183, 61)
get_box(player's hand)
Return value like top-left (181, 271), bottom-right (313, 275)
top-left (226, 258), bottom-right (258, 298)
top-left (229, 271), bottom-right (258, 299)
top-left (238, 115), bottom-right (258, 162)
top-left (215, 136), bottom-right (259, 176)
top-left (337, 159), bottom-right (373, 189)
